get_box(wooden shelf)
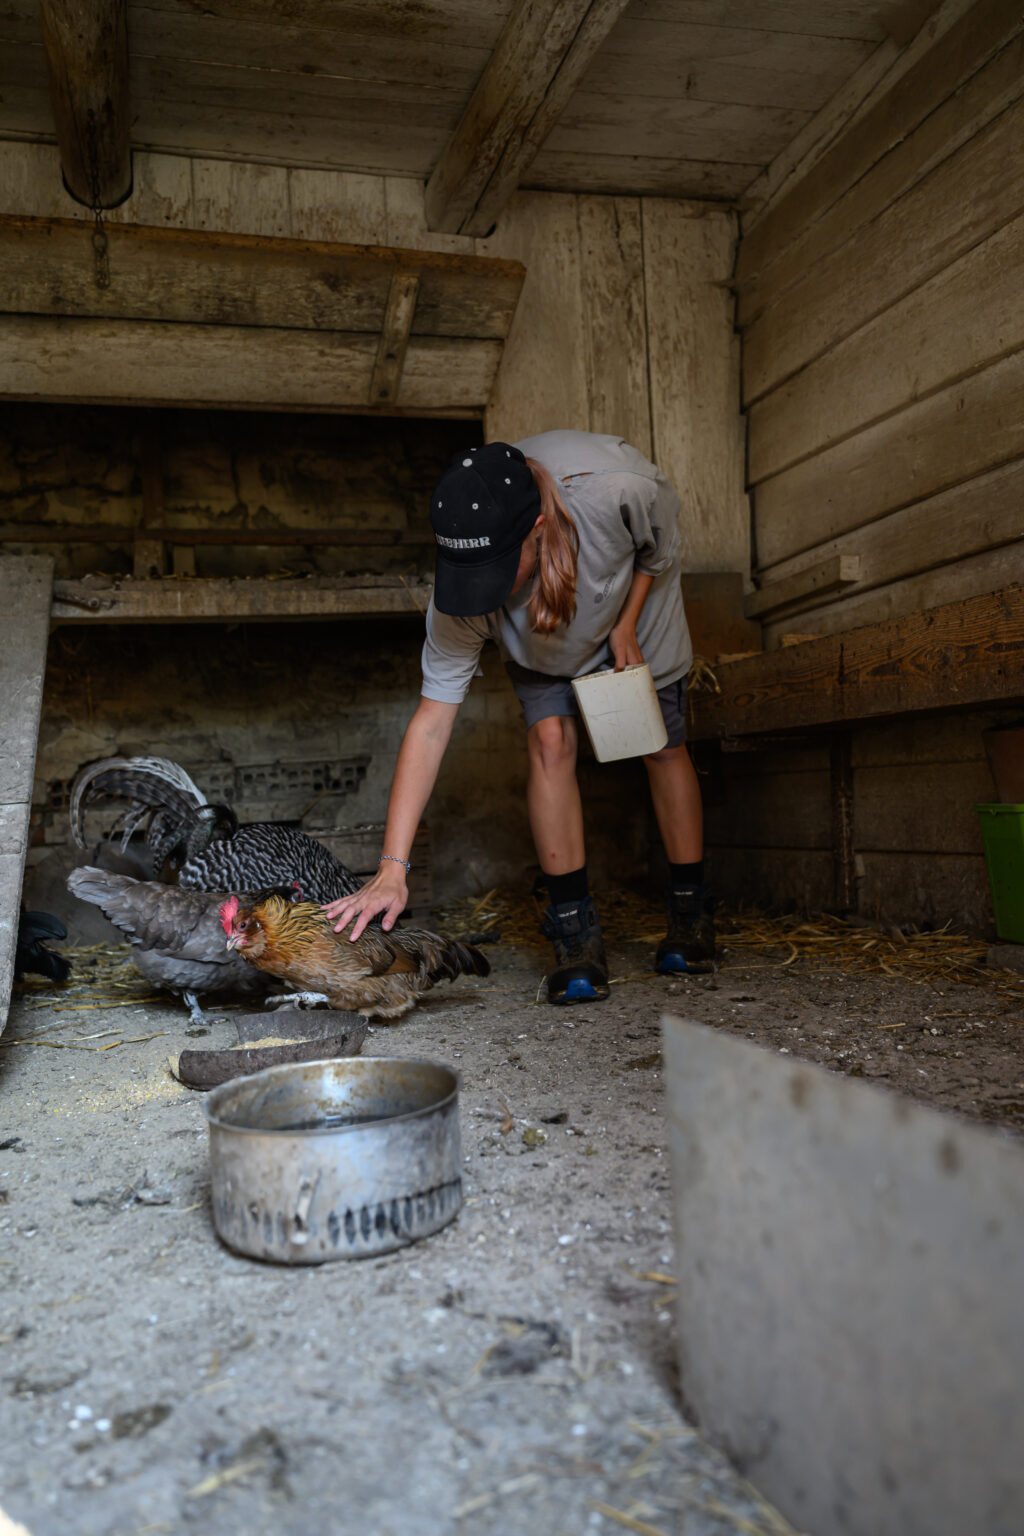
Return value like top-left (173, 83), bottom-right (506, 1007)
top-left (0, 217), bottom-right (525, 415)
top-left (50, 574), bottom-right (433, 625)
top-left (3, 523), bottom-right (435, 548)
top-left (690, 585), bottom-right (1024, 739)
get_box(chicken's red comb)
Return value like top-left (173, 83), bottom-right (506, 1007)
top-left (218, 895), bottom-right (240, 936)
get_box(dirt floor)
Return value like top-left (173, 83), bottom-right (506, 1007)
top-left (2, 891), bottom-right (1023, 1536)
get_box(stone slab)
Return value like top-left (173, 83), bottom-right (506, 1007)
top-left (0, 557), bottom-right (53, 802)
top-left (0, 555), bottom-right (54, 1035)
top-left (662, 1014), bottom-right (1024, 1536)
top-left (988, 942), bottom-right (1024, 975)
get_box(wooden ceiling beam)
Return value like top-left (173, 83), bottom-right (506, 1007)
top-left (424, 0), bottom-right (630, 238)
top-left (37, 0), bottom-right (132, 209)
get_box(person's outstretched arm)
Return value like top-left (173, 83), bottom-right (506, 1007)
top-left (322, 697), bottom-right (459, 939)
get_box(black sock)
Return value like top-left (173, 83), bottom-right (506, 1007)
top-left (546, 866), bottom-right (589, 907)
top-left (669, 860), bottom-right (704, 889)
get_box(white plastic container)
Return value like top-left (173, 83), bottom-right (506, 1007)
top-left (571, 662), bottom-right (668, 762)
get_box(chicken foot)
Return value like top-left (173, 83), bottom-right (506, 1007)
top-left (181, 990), bottom-right (226, 1028)
top-left (263, 991), bottom-right (331, 1011)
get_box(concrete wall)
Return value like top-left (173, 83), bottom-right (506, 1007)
top-left (663, 1014), bottom-right (1024, 1536)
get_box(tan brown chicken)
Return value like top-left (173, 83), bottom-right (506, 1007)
top-left (220, 893), bottom-right (489, 1020)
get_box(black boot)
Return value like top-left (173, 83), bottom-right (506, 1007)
top-left (656, 884), bottom-right (716, 974)
top-left (541, 896), bottom-right (610, 1004)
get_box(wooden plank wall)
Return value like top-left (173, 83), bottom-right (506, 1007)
top-left (736, 5), bottom-right (1024, 643)
top-left (704, 712), bottom-right (1004, 931)
top-left (0, 138), bottom-right (750, 575)
top-left (702, 9), bottom-right (1024, 934)
top-left (480, 192), bottom-right (748, 573)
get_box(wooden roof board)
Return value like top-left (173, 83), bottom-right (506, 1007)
top-left (540, 92), bottom-right (815, 168)
top-left (524, 150), bottom-right (760, 200)
top-left (130, 0), bottom-right (514, 47)
top-left (630, 1), bottom-right (890, 39)
top-left (578, 17), bottom-right (879, 111)
top-left (0, 0), bottom-right (899, 201)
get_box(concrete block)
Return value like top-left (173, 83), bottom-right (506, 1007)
top-left (662, 1015), bottom-right (1024, 1536)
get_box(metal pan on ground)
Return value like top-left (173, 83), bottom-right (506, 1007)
top-left (205, 1057), bottom-right (461, 1263)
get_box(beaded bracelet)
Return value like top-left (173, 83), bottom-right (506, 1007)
top-left (378, 853), bottom-right (412, 874)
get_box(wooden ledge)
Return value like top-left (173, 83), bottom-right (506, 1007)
top-left (0, 216), bottom-right (526, 339)
top-left (690, 585), bottom-right (1024, 739)
top-left (50, 574), bottom-right (433, 625)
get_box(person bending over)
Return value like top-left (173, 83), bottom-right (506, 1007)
top-left (324, 430), bottom-right (714, 1004)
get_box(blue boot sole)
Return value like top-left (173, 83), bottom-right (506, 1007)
top-left (657, 954), bottom-right (712, 975)
top-left (549, 976), bottom-right (610, 1003)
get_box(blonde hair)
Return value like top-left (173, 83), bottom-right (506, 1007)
top-left (525, 457), bottom-right (579, 634)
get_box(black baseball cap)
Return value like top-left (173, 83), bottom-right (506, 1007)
top-left (430, 443), bottom-right (541, 616)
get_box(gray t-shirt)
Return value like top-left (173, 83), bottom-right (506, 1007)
top-left (420, 430), bottom-right (693, 703)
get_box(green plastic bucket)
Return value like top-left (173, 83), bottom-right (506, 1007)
top-left (976, 803), bottom-right (1024, 943)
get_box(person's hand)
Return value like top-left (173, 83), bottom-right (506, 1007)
top-left (609, 622), bottom-right (644, 672)
top-left (322, 863), bottom-right (408, 941)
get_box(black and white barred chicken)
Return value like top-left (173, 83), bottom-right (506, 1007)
top-left (70, 756), bottom-right (362, 903)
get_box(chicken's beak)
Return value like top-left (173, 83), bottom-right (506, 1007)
top-left (225, 932), bottom-right (244, 951)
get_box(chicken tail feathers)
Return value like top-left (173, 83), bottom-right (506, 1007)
top-left (439, 939), bottom-right (491, 983)
top-left (67, 866), bottom-right (140, 930)
top-left (396, 931), bottom-right (490, 987)
top-left (67, 865), bottom-right (223, 953)
top-left (70, 755), bottom-right (211, 857)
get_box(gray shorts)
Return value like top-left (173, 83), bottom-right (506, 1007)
top-left (504, 659), bottom-right (688, 748)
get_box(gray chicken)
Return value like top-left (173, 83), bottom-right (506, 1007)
top-left (67, 867), bottom-right (285, 1022)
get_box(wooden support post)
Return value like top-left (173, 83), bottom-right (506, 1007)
top-left (38, 0), bottom-right (132, 209)
top-left (135, 422), bottom-right (166, 579)
top-left (424, 0), bottom-right (631, 237)
top-left (368, 269), bottom-right (421, 407)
